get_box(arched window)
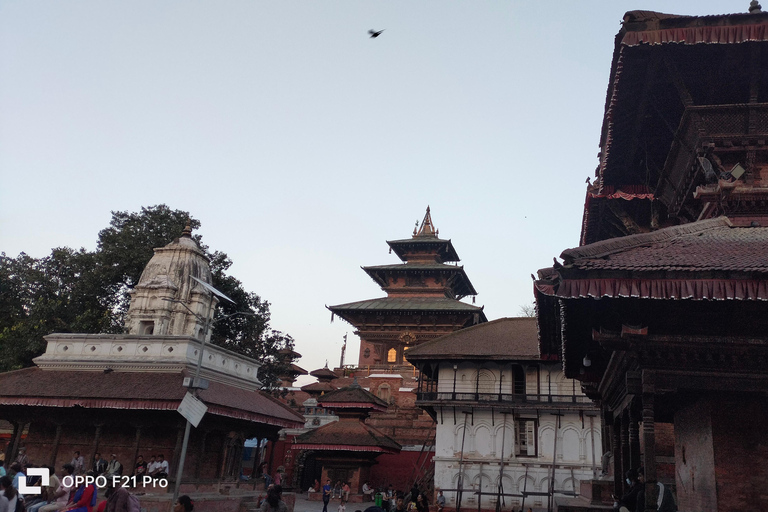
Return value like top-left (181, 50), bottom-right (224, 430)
top-left (140, 321), bottom-right (154, 335)
top-left (387, 348), bottom-right (397, 363)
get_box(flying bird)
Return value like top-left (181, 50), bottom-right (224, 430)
top-left (369, 29), bottom-right (385, 38)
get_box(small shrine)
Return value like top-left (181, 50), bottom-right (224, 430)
top-left (293, 382), bottom-right (401, 502)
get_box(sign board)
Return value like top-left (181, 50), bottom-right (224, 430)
top-left (177, 392), bottom-right (208, 427)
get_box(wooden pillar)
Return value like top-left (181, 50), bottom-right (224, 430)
top-left (4, 421), bottom-right (21, 469)
top-left (642, 371), bottom-right (657, 512)
top-left (131, 426), bottom-right (143, 477)
top-left (89, 425), bottom-right (103, 472)
top-left (194, 431), bottom-right (208, 480)
top-left (8, 421), bottom-right (28, 467)
top-left (620, 411), bottom-right (630, 492)
top-left (612, 417), bottom-right (622, 497)
top-left (50, 424), bottom-right (64, 467)
top-left (171, 427), bottom-right (185, 482)
top-left (629, 402), bottom-right (641, 472)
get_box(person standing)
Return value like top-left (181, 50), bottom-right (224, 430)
top-left (322, 479), bottom-right (332, 512)
top-left (14, 448), bottom-right (29, 472)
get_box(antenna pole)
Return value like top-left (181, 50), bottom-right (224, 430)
top-left (340, 333), bottom-right (348, 368)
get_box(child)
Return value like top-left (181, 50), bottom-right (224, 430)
top-left (338, 497), bottom-right (347, 512)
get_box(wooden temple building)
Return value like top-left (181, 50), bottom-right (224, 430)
top-left (329, 206), bottom-right (487, 369)
top-left (0, 226), bottom-right (304, 510)
top-left (272, 209), bottom-right (487, 493)
top-left (293, 383), bottom-right (401, 502)
top-left (535, 5), bottom-right (768, 512)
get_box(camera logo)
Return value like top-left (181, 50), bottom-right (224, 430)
top-left (18, 468), bottom-right (50, 495)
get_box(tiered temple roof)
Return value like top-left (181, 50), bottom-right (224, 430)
top-left (328, 207), bottom-right (486, 367)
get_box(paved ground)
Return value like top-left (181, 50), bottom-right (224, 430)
top-left (291, 493), bottom-right (374, 512)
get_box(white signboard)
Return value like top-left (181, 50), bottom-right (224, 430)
top-left (177, 392), bottom-right (208, 427)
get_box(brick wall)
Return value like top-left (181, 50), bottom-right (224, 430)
top-left (712, 395), bottom-right (768, 512)
top-left (674, 400), bottom-right (717, 511)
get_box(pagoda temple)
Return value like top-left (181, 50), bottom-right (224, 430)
top-left (535, 6), bottom-right (768, 511)
top-left (329, 207), bottom-right (487, 368)
top-left (293, 382), bottom-right (401, 502)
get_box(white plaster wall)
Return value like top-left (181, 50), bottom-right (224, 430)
top-left (431, 364), bottom-right (601, 509)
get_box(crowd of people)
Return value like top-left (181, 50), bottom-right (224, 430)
top-left (0, 447), bottom-right (178, 512)
top-left (309, 479), bottom-right (432, 512)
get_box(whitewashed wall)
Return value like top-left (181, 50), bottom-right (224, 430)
top-left (431, 363), bottom-right (601, 510)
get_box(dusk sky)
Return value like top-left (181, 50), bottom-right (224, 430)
top-left (0, 1), bottom-right (751, 382)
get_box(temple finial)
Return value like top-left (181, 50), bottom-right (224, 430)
top-left (181, 218), bottom-right (192, 238)
top-left (414, 206), bottom-right (438, 237)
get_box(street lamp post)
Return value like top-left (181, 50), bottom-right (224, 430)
top-left (163, 279), bottom-right (253, 510)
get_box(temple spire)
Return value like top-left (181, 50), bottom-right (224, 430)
top-left (181, 218), bottom-right (192, 238)
top-left (414, 206), bottom-right (438, 238)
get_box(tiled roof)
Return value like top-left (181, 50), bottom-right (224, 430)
top-left (293, 420), bottom-right (401, 453)
top-left (362, 263), bottom-right (477, 297)
top-left (386, 238), bottom-right (460, 263)
top-left (405, 317), bottom-right (539, 361)
top-left (561, 218), bottom-right (768, 273)
top-left (318, 384), bottom-right (388, 409)
top-left (0, 367), bottom-right (304, 428)
top-left (309, 367), bottom-right (339, 380)
top-left (362, 263), bottom-right (465, 272)
top-left (300, 381), bottom-right (337, 393)
top-left (328, 297), bottom-right (484, 312)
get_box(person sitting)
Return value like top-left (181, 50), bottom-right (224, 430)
top-left (66, 471), bottom-right (98, 512)
top-left (362, 482), bottom-right (373, 501)
top-left (154, 454), bottom-right (169, 479)
top-left (105, 455), bottom-right (122, 478)
top-left (436, 490), bottom-right (445, 512)
top-left (92, 453), bottom-right (107, 476)
top-left (134, 456), bottom-right (147, 477)
top-left (33, 463), bottom-right (74, 512)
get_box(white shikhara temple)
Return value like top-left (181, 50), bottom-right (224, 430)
top-left (406, 318), bottom-right (601, 511)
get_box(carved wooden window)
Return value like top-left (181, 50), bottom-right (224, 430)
top-left (387, 348), bottom-right (397, 363)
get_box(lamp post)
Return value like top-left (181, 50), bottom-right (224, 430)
top-left (163, 281), bottom-right (254, 510)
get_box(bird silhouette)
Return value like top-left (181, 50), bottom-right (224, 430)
top-left (369, 29), bottom-right (385, 38)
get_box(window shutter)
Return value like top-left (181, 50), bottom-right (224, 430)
top-left (526, 422), bottom-right (536, 456)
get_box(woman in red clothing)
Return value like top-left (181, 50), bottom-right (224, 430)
top-left (65, 473), bottom-right (98, 512)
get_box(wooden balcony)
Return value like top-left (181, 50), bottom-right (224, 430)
top-left (415, 391), bottom-right (595, 409)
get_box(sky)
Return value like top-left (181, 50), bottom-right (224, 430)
top-left (0, 0), bottom-right (753, 383)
